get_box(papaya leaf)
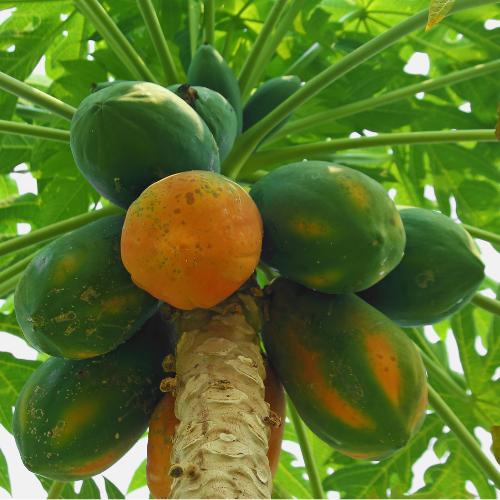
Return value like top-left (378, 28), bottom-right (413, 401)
top-left (495, 101), bottom-right (500, 142)
top-left (104, 477), bottom-right (125, 499)
top-left (423, 433), bottom-right (496, 498)
top-left (0, 313), bottom-right (24, 339)
top-left (127, 459), bottom-right (147, 493)
top-left (0, 448), bottom-right (10, 495)
top-left (491, 426), bottom-right (500, 466)
top-left (274, 450), bottom-right (313, 499)
top-left (426, 0), bottom-right (456, 31)
top-left (78, 478), bottom-right (100, 499)
top-left (0, 352), bottom-right (41, 433)
top-left (38, 478), bottom-right (78, 499)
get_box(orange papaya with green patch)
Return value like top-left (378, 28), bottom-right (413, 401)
top-left (14, 214), bottom-right (160, 359)
top-left (261, 278), bottom-right (428, 461)
top-left (12, 312), bottom-right (175, 481)
top-left (249, 161), bottom-right (406, 294)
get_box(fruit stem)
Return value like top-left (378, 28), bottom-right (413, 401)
top-left (287, 395), bottom-right (326, 500)
top-left (0, 72), bottom-right (76, 122)
top-left (427, 384), bottom-right (500, 489)
top-left (471, 293), bottom-right (500, 319)
top-left (204, 0), bottom-right (216, 47)
top-left (462, 224), bottom-right (500, 247)
top-left (0, 272), bottom-right (22, 298)
top-left (47, 481), bottom-right (66, 500)
top-left (0, 249), bottom-right (40, 287)
top-left (221, 0), bottom-right (498, 179)
top-left (72, 0), bottom-right (158, 83)
top-left (240, 0), bottom-right (309, 103)
top-left (238, 129), bottom-right (497, 177)
top-left (137, 0), bottom-right (180, 85)
top-left (417, 348), bottom-right (470, 403)
top-left (15, 104), bottom-right (55, 124)
top-left (237, 0), bottom-right (289, 94)
top-left (0, 119), bottom-right (70, 143)
top-left (0, 204), bottom-right (125, 259)
top-left (188, 0), bottom-right (200, 59)
top-left (266, 58), bottom-right (500, 144)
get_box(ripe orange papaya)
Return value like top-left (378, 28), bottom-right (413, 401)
top-left (146, 359), bottom-right (285, 498)
top-left (121, 171), bottom-right (263, 310)
top-left (261, 278), bottom-right (428, 461)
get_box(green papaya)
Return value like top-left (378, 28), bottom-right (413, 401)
top-left (358, 207), bottom-right (485, 327)
top-left (167, 84), bottom-right (237, 161)
top-left (15, 214), bottom-right (160, 359)
top-left (243, 75), bottom-right (302, 146)
top-left (70, 81), bottom-right (220, 209)
top-left (187, 44), bottom-right (243, 135)
top-left (261, 278), bottom-right (428, 461)
top-left (13, 312), bottom-right (176, 481)
top-left (249, 161), bottom-right (406, 294)
top-left (90, 79), bottom-right (126, 94)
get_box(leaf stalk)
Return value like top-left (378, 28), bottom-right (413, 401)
top-left (471, 293), bottom-right (500, 318)
top-left (0, 120), bottom-right (70, 143)
top-left (47, 481), bottom-right (66, 500)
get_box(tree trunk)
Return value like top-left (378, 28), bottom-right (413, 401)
top-left (164, 277), bottom-right (273, 499)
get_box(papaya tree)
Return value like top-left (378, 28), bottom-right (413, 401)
top-left (1, 0), bottom-right (500, 498)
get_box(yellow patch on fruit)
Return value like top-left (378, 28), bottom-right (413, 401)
top-left (342, 179), bottom-right (368, 211)
top-left (121, 171), bottom-right (263, 310)
top-left (56, 399), bottom-right (101, 444)
top-left (291, 217), bottom-right (328, 236)
top-left (51, 252), bottom-right (85, 286)
top-left (365, 333), bottom-right (401, 406)
top-left (305, 270), bottom-right (342, 289)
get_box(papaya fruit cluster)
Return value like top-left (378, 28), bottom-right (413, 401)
top-left (12, 38), bottom-right (486, 492)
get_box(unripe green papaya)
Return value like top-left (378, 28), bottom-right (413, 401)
top-left (261, 278), bottom-right (427, 461)
top-left (243, 75), bottom-right (302, 145)
top-left (187, 44), bottom-right (243, 135)
top-left (358, 207), bottom-right (485, 327)
top-left (12, 312), bottom-right (176, 481)
top-left (167, 84), bottom-right (237, 161)
top-left (250, 161), bottom-right (406, 294)
top-left (90, 79), bottom-right (126, 94)
top-left (15, 214), bottom-right (160, 359)
top-left (70, 81), bottom-right (220, 208)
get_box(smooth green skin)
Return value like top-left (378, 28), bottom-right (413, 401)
top-left (261, 278), bottom-right (427, 460)
top-left (358, 207), bottom-right (485, 327)
top-left (89, 79), bottom-right (126, 94)
top-left (70, 81), bottom-right (220, 209)
top-left (187, 44), bottom-right (243, 135)
top-left (250, 161), bottom-right (406, 294)
top-left (14, 215), bottom-right (160, 359)
top-left (168, 84), bottom-right (238, 162)
top-left (243, 75), bottom-right (301, 146)
top-left (12, 312), bottom-right (176, 481)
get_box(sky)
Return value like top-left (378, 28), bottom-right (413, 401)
top-left (1, 7), bottom-right (500, 500)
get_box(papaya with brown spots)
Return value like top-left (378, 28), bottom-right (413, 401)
top-left (249, 161), bottom-right (406, 294)
top-left (261, 278), bottom-right (427, 461)
top-left (15, 215), bottom-right (160, 359)
top-left (358, 207), bottom-right (485, 327)
top-left (12, 312), bottom-right (176, 481)
top-left (146, 356), bottom-right (285, 498)
top-left (121, 171), bottom-right (263, 310)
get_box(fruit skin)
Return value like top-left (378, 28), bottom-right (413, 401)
top-left (167, 84), bottom-right (237, 162)
top-left (12, 312), bottom-right (176, 481)
top-left (90, 79), bottom-right (125, 94)
top-left (243, 75), bottom-right (302, 145)
top-left (187, 44), bottom-right (243, 135)
top-left (15, 214), bottom-right (160, 359)
top-left (261, 278), bottom-right (428, 461)
top-left (358, 207), bottom-right (485, 327)
top-left (70, 81), bottom-right (220, 209)
top-left (250, 161), bottom-right (406, 294)
top-left (146, 358), bottom-right (285, 499)
top-left (121, 171), bottom-right (263, 310)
